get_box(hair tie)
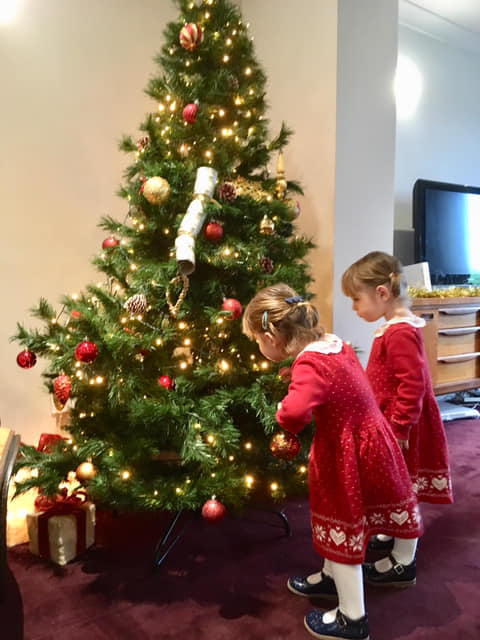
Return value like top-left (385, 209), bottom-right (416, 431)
top-left (389, 272), bottom-right (395, 279)
top-left (262, 310), bottom-right (268, 331)
top-left (285, 296), bottom-right (304, 304)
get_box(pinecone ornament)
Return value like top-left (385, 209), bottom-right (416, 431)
top-left (218, 182), bottom-right (237, 203)
top-left (260, 256), bottom-right (274, 273)
top-left (125, 294), bottom-right (147, 314)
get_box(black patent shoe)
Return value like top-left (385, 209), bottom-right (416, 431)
top-left (364, 553), bottom-right (416, 588)
top-left (304, 608), bottom-right (369, 640)
top-left (287, 571), bottom-right (338, 599)
top-left (367, 535), bottom-right (394, 552)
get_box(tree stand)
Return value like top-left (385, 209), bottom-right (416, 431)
top-left (153, 507), bottom-right (292, 569)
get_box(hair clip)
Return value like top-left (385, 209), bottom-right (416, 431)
top-left (285, 296), bottom-right (304, 304)
top-left (262, 310), bottom-right (268, 331)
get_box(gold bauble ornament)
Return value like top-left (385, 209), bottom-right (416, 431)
top-left (285, 198), bottom-right (301, 219)
top-left (259, 215), bottom-right (275, 235)
top-left (143, 176), bottom-right (171, 205)
top-left (75, 461), bottom-right (98, 481)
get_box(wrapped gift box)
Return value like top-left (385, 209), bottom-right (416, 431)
top-left (27, 500), bottom-right (95, 566)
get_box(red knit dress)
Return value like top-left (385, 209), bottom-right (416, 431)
top-left (366, 317), bottom-right (453, 505)
top-left (276, 335), bottom-right (423, 565)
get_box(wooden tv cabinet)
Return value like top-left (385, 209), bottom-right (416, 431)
top-left (411, 296), bottom-right (480, 395)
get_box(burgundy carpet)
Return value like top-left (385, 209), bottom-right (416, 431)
top-left (2, 418), bottom-right (480, 640)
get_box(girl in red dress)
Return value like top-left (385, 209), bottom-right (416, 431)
top-left (342, 251), bottom-right (453, 587)
top-left (243, 283), bottom-right (422, 640)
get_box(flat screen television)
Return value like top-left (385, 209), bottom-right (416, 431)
top-left (413, 179), bottom-right (480, 286)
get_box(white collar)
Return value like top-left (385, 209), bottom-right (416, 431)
top-left (374, 315), bottom-right (425, 337)
top-left (297, 334), bottom-right (343, 358)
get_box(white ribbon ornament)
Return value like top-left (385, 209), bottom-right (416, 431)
top-left (175, 166), bottom-right (218, 275)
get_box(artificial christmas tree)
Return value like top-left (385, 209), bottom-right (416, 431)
top-left (12, 0), bottom-right (314, 519)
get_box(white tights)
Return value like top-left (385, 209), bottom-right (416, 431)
top-left (308, 560), bottom-right (365, 623)
top-left (374, 537), bottom-right (418, 572)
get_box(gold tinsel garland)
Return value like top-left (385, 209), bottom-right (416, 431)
top-left (409, 286), bottom-right (480, 298)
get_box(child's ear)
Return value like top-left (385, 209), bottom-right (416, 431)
top-left (376, 284), bottom-right (390, 300)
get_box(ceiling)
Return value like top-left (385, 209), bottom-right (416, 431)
top-left (399, 0), bottom-right (480, 55)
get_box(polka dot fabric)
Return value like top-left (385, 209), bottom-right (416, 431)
top-left (367, 321), bottom-right (453, 505)
top-left (276, 338), bottom-right (422, 565)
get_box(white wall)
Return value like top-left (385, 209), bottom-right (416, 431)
top-left (242, 0), bottom-right (337, 330)
top-left (1, 0), bottom-right (400, 445)
top-left (395, 24), bottom-right (480, 232)
top-left (333, 0), bottom-right (398, 363)
top-left (1, 0), bottom-right (177, 443)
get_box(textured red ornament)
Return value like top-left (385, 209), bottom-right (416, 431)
top-left (158, 375), bottom-right (174, 390)
top-left (74, 340), bottom-right (99, 363)
top-left (269, 431), bottom-right (300, 460)
top-left (222, 298), bottom-right (243, 320)
top-left (102, 236), bottom-right (119, 249)
top-left (183, 103), bottom-right (198, 124)
top-left (204, 220), bottom-right (224, 243)
top-left (179, 23), bottom-right (203, 51)
top-left (53, 374), bottom-right (72, 405)
top-left (16, 350), bottom-right (37, 369)
top-left (201, 497), bottom-right (226, 523)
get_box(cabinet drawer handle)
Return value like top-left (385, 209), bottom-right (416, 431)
top-left (438, 352), bottom-right (480, 363)
top-left (439, 307), bottom-right (480, 315)
top-left (438, 327), bottom-right (480, 336)
top-left (419, 313), bottom-right (434, 321)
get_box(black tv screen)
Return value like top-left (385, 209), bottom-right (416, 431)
top-left (413, 179), bottom-right (480, 286)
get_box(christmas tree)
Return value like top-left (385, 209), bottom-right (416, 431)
top-left (12, 0), bottom-right (314, 517)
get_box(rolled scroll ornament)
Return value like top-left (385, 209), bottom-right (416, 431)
top-left (175, 166), bottom-right (218, 275)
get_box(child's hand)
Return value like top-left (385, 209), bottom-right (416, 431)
top-left (278, 367), bottom-right (292, 383)
top-left (397, 438), bottom-right (409, 450)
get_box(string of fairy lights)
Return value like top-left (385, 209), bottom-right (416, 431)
top-left (18, 0), bottom-right (309, 506)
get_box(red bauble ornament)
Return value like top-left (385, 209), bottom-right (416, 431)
top-left (204, 220), bottom-right (224, 243)
top-left (222, 298), bottom-right (243, 320)
top-left (53, 374), bottom-right (72, 405)
top-left (75, 340), bottom-right (99, 363)
top-left (70, 310), bottom-right (82, 320)
top-left (16, 350), bottom-right (37, 369)
top-left (201, 497), bottom-right (226, 523)
top-left (183, 103), bottom-right (198, 124)
top-left (102, 236), bottom-right (119, 249)
top-left (269, 431), bottom-right (301, 460)
top-left (158, 375), bottom-right (174, 390)
top-left (179, 23), bottom-right (203, 51)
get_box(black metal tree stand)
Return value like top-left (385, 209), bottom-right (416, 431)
top-left (152, 506), bottom-right (292, 569)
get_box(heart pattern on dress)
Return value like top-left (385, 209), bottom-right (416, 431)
top-left (329, 528), bottom-right (346, 546)
top-left (390, 510), bottom-right (409, 526)
top-left (432, 476), bottom-right (448, 491)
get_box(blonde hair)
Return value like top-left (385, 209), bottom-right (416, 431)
top-left (341, 251), bottom-right (409, 302)
top-left (242, 283), bottom-right (324, 356)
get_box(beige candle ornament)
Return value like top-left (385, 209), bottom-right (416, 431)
top-left (275, 152), bottom-right (287, 200)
